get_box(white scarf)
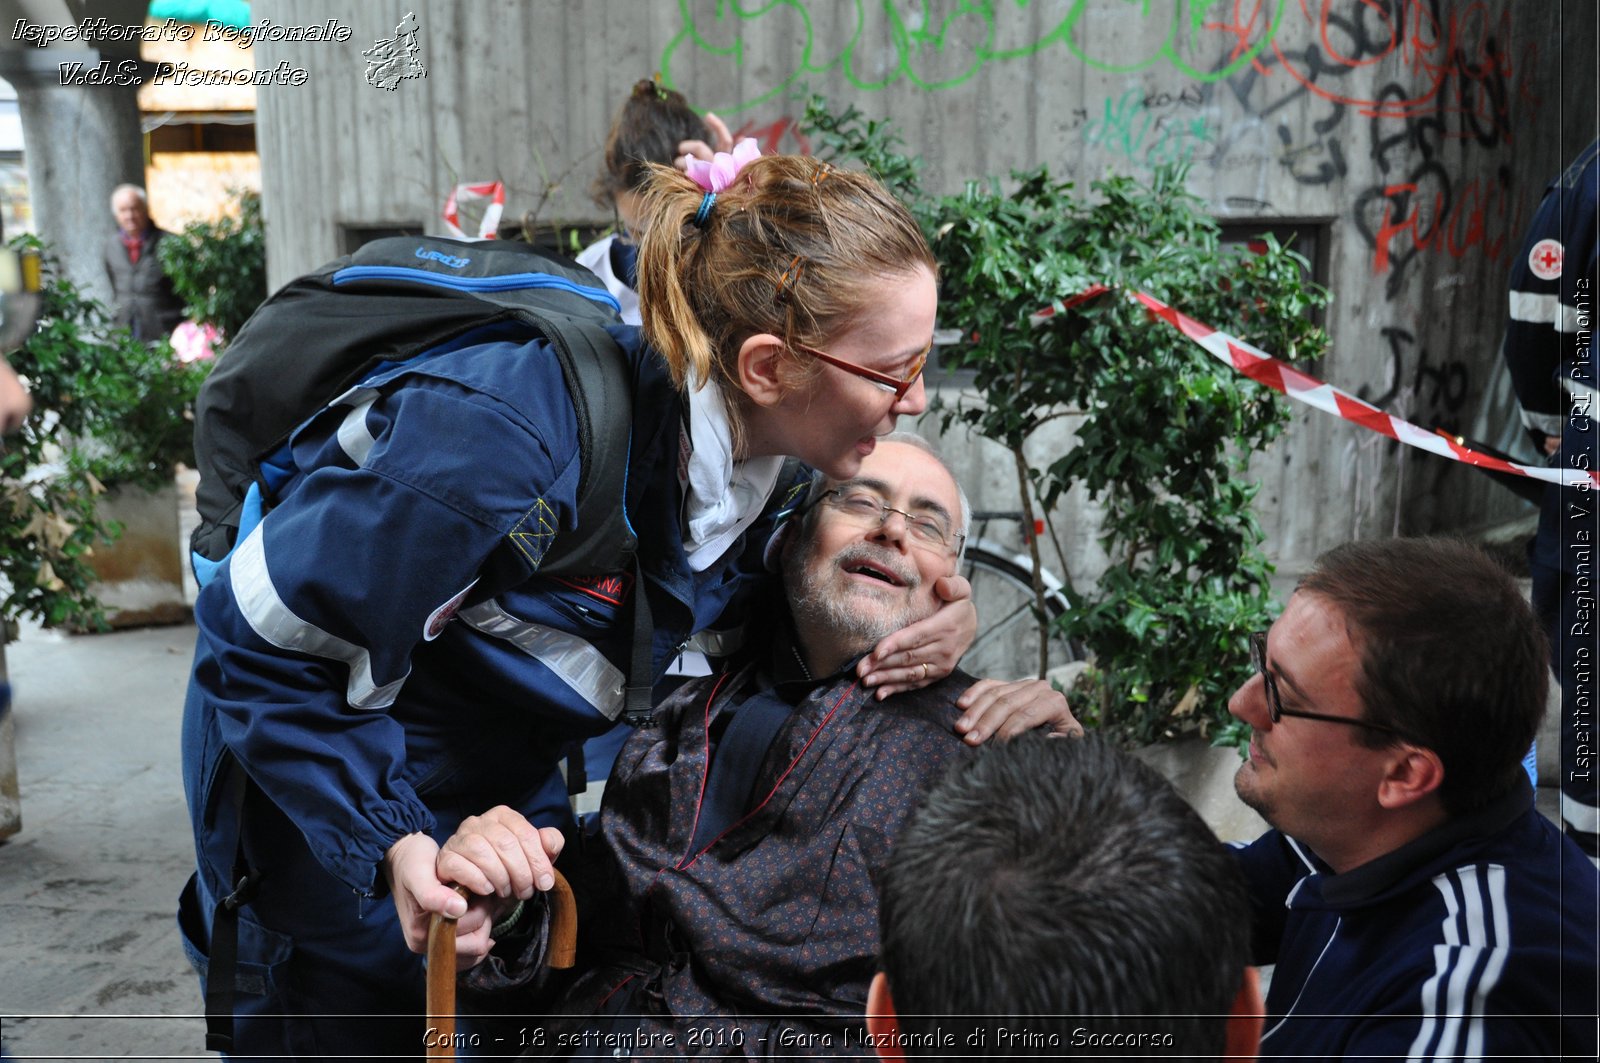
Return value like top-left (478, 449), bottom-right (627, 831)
top-left (680, 382), bottom-right (784, 572)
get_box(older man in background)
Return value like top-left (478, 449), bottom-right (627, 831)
top-left (102, 184), bottom-right (184, 342)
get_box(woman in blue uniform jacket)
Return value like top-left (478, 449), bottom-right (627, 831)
top-left (179, 147), bottom-right (971, 1059)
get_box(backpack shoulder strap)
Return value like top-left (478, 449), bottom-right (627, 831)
top-left (508, 312), bottom-right (637, 577)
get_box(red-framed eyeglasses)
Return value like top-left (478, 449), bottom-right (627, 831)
top-left (789, 338), bottom-right (932, 401)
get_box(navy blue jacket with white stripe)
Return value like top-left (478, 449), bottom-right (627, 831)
top-left (1236, 777), bottom-right (1598, 1060)
top-left (1502, 140), bottom-right (1598, 447)
top-left (185, 321), bottom-right (796, 898)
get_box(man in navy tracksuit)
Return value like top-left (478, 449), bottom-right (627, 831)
top-left (1228, 538), bottom-right (1598, 1060)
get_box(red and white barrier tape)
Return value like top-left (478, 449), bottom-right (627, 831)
top-left (1029, 285), bottom-right (1597, 490)
top-left (441, 181), bottom-right (505, 240)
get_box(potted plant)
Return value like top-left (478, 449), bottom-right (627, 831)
top-left (803, 99), bottom-right (1329, 747)
top-left (1, 235), bottom-right (211, 633)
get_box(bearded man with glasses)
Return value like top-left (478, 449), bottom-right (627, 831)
top-left (413, 432), bottom-right (1080, 1046)
top-left (1229, 538), bottom-right (1598, 1061)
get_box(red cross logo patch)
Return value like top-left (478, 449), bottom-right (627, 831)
top-left (1529, 238), bottom-right (1564, 281)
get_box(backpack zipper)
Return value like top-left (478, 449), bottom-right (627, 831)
top-left (331, 265), bottom-right (622, 312)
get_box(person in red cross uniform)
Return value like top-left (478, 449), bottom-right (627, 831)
top-left (1500, 140), bottom-right (1600, 856)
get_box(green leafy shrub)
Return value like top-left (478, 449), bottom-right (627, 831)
top-left (157, 188), bottom-right (266, 344)
top-left (803, 98), bottom-right (1329, 746)
top-left (0, 235), bottom-right (210, 634)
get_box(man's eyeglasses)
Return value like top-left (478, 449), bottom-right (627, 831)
top-left (805, 488), bottom-right (965, 556)
top-left (790, 338), bottom-right (931, 401)
top-left (1248, 632), bottom-right (1403, 738)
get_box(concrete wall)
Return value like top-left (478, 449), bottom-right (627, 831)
top-left (0, 0), bottom-right (150, 303)
top-left (251, 0), bottom-right (1597, 574)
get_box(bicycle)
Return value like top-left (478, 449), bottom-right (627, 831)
top-left (960, 510), bottom-right (1083, 681)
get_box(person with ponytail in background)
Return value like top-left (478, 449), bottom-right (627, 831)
top-left (570, 80), bottom-right (734, 799)
top-left (181, 139), bottom-right (982, 1058)
top-left (577, 78), bottom-right (732, 326)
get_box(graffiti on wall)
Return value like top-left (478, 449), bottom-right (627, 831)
top-left (659, 0), bottom-right (1533, 128)
top-left (1354, 169), bottom-right (1521, 299)
top-left (1357, 327), bottom-right (1472, 420)
top-left (1263, 0), bottom-right (1537, 127)
top-left (1220, 1), bottom-right (1534, 179)
top-left (659, 0), bottom-right (1288, 113)
top-left (729, 114), bottom-right (812, 155)
top-left (661, 0), bottom-right (1538, 236)
top-left (1351, 96), bottom-right (1527, 296)
top-left (1082, 86), bottom-right (1214, 170)
top-left (1213, 0), bottom-right (1535, 285)
top-left (1207, 0), bottom-right (1532, 444)
top-left (655, 0), bottom-right (1545, 479)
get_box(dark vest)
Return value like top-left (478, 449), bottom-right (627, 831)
top-left (103, 227), bottom-right (185, 340)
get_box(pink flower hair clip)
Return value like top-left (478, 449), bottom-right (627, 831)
top-left (686, 137), bottom-right (761, 227)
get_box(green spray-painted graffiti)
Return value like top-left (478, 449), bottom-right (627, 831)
top-left (1084, 85), bottom-right (1214, 169)
top-left (660, 0), bottom-right (1285, 113)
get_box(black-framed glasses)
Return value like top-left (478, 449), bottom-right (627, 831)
top-left (804, 487), bottom-right (965, 556)
top-left (790, 338), bottom-right (931, 401)
top-left (1248, 632), bottom-right (1403, 737)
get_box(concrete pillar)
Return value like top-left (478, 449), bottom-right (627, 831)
top-left (0, 48), bottom-right (143, 305)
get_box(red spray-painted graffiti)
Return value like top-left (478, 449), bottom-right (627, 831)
top-left (1363, 172), bottom-right (1523, 288)
top-left (729, 115), bottom-right (811, 156)
top-left (1255, 0), bottom-right (1539, 133)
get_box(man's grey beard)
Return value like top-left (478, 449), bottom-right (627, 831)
top-left (783, 540), bottom-right (927, 659)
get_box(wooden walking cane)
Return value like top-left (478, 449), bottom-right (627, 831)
top-left (426, 873), bottom-right (579, 1060)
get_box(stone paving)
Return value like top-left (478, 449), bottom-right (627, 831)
top-left (1, 620), bottom-right (208, 1060)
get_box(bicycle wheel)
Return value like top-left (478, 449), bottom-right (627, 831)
top-left (960, 541), bottom-right (1080, 681)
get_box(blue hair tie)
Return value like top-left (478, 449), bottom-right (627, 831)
top-left (693, 191), bottom-right (716, 228)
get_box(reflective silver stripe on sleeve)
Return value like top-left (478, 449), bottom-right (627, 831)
top-left (1563, 792), bottom-right (1600, 834)
top-left (1566, 377), bottom-right (1600, 413)
top-left (1519, 408), bottom-right (1566, 436)
top-left (689, 626), bottom-right (745, 658)
top-left (334, 389), bottom-right (380, 467)
top-left (230, 522), bottom-right (409, 709)
top-left (1509, 290), bottom-right (1557, 323)
top-left (1509, 290), bottom-right (1583, 332)
top-left (458, 600), bottom-right (626, 721)
top-left (1557, 300), bottom-right (1582, 333)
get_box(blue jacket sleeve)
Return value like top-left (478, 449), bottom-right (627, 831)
top-left (1502, 143), bottom-right (1600, 444)
top-left (194, 363), bottom-right (582, 895)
